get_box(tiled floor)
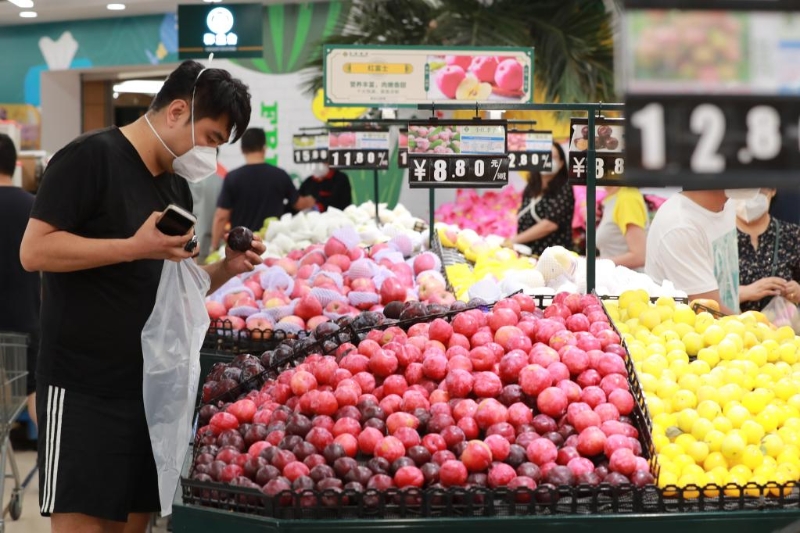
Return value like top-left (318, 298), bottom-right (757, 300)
top-left (2, 448), bottom-right (169, 533)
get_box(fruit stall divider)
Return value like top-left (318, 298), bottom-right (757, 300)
top-left (430, 228), bottom-right (469, 294)
top-left (416, 102), bottom-right (626, 294)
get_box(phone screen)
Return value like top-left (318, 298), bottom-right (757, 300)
top-left (156, 208), bottom-right (195, 236)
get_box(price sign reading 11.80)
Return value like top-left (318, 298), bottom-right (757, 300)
top-left (407, 120), bottom-right (509, 189)
top-left (328, 129), bottom-right (390, 169)
top-left (624, 94), bottom-right (800, 188)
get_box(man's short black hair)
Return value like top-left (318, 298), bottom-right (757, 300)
top-left (240, 128), bottom-right (266, 154)
top-left (150, 60), bottom-right (252, 143)
top-left (0, 133), bottom-right (17, 177)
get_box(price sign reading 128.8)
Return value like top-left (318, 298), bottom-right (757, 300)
top-left (407, 120), bottom-right (509, 189)
top-left (328, 129), bottom-right (390, 169)
top-left (507, 130), bottom-right (553, 172)
top-left (567, 117), bottom-right (625, 185)
top-left (625, 94), bottom-right (800, 187)
top-left (292, 134), bottom-right (329, 164)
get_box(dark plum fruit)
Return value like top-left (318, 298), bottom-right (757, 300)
top-left (228, 226), bottom-right (254, 252)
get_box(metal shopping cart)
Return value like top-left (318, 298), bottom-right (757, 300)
top-left (0, 332), bottom-right (29, 532)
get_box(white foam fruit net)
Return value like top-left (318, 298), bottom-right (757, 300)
top-left (349, 291), bottom-right (380, 308)
top-left (260, 266), bottom-right (295, 295)
top-left (310, 287), bottom-right (348, 307)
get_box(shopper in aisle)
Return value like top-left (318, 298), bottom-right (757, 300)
top-left (299, 162), bottom-right (353, 212)
top-left (19, 60), bottom-right (263, 533)
top-left (769, 187), bottom-right (800, 225)
top-left (212, 128), bottom-right (315, 248)
top-left (188, 153), bottom-right (223, 262)
top-left (505, 142), bottom-right (574, 256)
top-left (596, 186), bottom-right (648, 271)
top-left (645, 189), bottom-right (745, 314)
top-left (0, 134), bottom-right (40, 431)
top-left (734, 188), bottom-right (800, 312)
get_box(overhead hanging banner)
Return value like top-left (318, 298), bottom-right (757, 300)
top-left (621, 0), bottom-right (800, 187)
top-left (323, 45), bottom-right (534, 107)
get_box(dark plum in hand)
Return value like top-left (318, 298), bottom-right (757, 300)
top-left (228, 226), bottom-right (254, 252)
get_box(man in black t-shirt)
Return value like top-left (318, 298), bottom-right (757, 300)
top-left (299, 163), bottom-right (353, 212)
top-left (212, 128), bottom-right (314, 249)
top-left (0, 134), bottom-right (40, 429)
top-left (20, 61), bottom-right (263, 533)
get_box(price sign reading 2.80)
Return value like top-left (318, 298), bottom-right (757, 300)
top-left (625, 94), bottom-right (800, 188)
top-left (507, 130), bottom-right (553, 172)
top-left (406, 119), bottom-right (509, 189)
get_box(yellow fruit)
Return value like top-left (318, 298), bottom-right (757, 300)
top-left (761, 433), bottom-right (784, 458)
top-left (691, 418), bottom-right (715, 441)
top-left (756, 405), bottom-right (783, 433)
top-left (721, 433), bottom-right (746, 463)
top-left (741, 445), bottom-right (765, 470)
top-left (678, 472), bottom-right (707, 497)
top-left (673, 391), bottom-right (698, 412)
top-left (695, 312), bottom-right (716, 334)
top-left (725, 404), bottom-right (751, 428)
top-left (689, 360), bottom-right (712, 376)
top-left (678, 373), bottom-right (702, 393)
top-left (713, 416), bottom-right (734, 434)
top-left (704, 430), bottom-right (726, 453)
top-left (696, 386), bottom-right (719, 404)
top-left (780, 343), bottom-right (798, 364)
top-left (742, 392), bottom-right (768, 416)
top-left (670, 359), bottom-right (691, 379)
top-left (675, 433), bottom-right (697, 449)
top-left (660, 443), bottom-right (684, 460)
top-left (716, 338), bottom-right (738, 361)
top-left (696, 400), bottom-right (722, 421)
top-left (656, 296), bottom-right (676, 308)
top-left (653, 433), bottom-right (670, 453)
top-left (729, 463), bottom-right (753, 480)
top-left (639, 373), bottom-right (658, 394)
top-left (703, 325), bottom-right (726, 347)
top-left (746, 345), bottom-right (769, 367)
top-left (777, 326), bottom-right (795, 342)
top-left (741, 420), bottom-right (765, 445)
top-left (697, 347), bottom-right (720, 368)
top-left (686, 441), bottom-right (709, 464)
top-left (717, 384), bottom-right (743, 406)
top-left (656, 379), bottom-right (680, 400)
top-left (673, 454), bottom-right (696, 473)
top-left (673, 304), bottom-right (696, 326)
top-left (627, 300), bottom-right (649, 320)
top-left (683, 332), bottom-right (704, 357)
top-left (774, 378), bottom-right (796, 402)
top-left (704, 451), bottom-right (728, 471)
top-left (639, 308), bottom-right (662, 330)
top-left (642, 354), bottom-right (669, 378)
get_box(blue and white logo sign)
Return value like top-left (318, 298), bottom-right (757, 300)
top-left (204, 7), bottom-right (238, 46)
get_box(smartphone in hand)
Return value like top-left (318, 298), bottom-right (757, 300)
top-left (156, 204), bottom-right (196, 236)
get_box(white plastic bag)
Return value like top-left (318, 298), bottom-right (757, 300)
top-left (141, 259), bottom-right (211, 516)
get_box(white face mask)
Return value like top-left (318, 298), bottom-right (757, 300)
top-left (735, 193), bottom-right (770, 223)
top-left (724, 188), bottom-right (760, 200)
top-left (311, 163), bottom-right (329, 179)
top-left (145, 71), bottom-right (218, 183)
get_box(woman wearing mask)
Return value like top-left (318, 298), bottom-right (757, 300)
top-left (736, 188), bottom-right (800, 312)
top-left (506, 142), bottom-right (574, 256)
top-left (298, 162), bottom-right (353, 212)
top-left (596, 186), bottom-right (648, 270)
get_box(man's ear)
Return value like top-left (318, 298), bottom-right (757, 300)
top-left (165, 99), bottom-right (190, 128)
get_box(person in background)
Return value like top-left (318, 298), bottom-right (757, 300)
top-left (188, 149), bottom-right (223, 262)
top-left (734, 188), bottom-right (800, 312)
top-left (0, 134), bottom-right (39, 430)
top-left (212, 128), bottom-right (314, 249)
top-left (596, 186), bottom-right (648, 270)
top-left (646, 189), bottom-right (745, 314)
top-left (505, 141), bottom-right (574, 256)
top-left (20, 60), bottom-right (262, 533)
top-left (769, 188), bottom-right (800, 225)
top-left (299, 162), bottom-right (353, 212)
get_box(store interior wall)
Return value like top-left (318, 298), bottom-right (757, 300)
top-left (40, 70), bottom-right (81, 155)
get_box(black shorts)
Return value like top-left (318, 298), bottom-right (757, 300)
top-left (37, 383), bottom-right (160, 522)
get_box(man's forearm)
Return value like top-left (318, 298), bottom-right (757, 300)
top-left (21, 229), bottom-right (134, 273)
top-left (202, 260), bottom-right (235, 295)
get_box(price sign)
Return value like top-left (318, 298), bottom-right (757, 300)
top-left (625, 94), bottom-right (800, 187)
top-left (567, 117), bottom-right (625, 185)
top-left (621, 1), bottom-right (800, 188)
top-left (292, 133), bottom-right (329, 164)
top-left (328, 129), bottom-right (390, 169)
top-left (398, 128), bottom-right (409, 168)
top-left (507, 130), bottom-right (553, 171)
top-left (407, 120), bottom-right (509, 188)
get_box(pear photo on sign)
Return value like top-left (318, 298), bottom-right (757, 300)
top-left (571, 124), bottom-right (624, 153)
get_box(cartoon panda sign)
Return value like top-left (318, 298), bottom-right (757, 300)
top-left (178, 3), bottom-right (263, 59)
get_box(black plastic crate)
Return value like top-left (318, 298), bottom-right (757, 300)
top-left (203, 319), bottom-right (314, 355)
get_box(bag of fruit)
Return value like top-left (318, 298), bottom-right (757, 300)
top-left (141, 259), bottom-right (211, 515)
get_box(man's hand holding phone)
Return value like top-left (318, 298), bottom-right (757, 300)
top-left (129, 209), bottom-right (196, 262)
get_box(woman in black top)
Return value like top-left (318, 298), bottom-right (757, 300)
top-left (506, 142), bottom-right (574, 256)
top-left (736, 188), bottom-right (800, 312)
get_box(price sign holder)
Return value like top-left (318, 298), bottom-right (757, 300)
top-left (398, 128), bottom-right (409, 169)
top-left (621, 0), bottom-right (800, 188)
top-left (327, 127), bottom-right (391, 170)
top-left (406, 119), bottom-right (510, 189)
top-left (506, 127), bottom-right (554, 172)
top-left (568, 116), bottom-right (625, 185)
top-left (292, 130), bottom-right (329, 165)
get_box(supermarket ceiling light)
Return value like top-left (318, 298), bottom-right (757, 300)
top-left (107, 3), bottom-right (126, 10)
top-left (203, 0), bottom-right (223, 3)
top-left (7, 0), bottom-right (34, 8)
top-left (112, 80), bottom-right (164, 95)
top-left (19, 11), bottom-right (37, 18)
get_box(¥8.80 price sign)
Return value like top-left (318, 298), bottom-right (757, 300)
top-left (567, 117), bottom-right (625, 185)
top-left (327, 129), bottom-right (390, 169)
top-left (407, 120), bottom-right (509, 188)
top-left (625, 94), bottom-right (800, 187)
top-left (507, 130), bottom-right (553, 172)
top-left (292, 133), bottom-right (329, 164)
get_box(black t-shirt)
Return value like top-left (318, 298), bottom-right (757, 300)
top-left (0, 187), bottom-right (40, 334)
top-left (299, 170), bottom-right (352, 212)
top-left (30, 127), bottom-right (192, 398)
top-left (517, 183), bottom-right (575, 256)
top-left (217, 163), bottom-right (299, 230)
